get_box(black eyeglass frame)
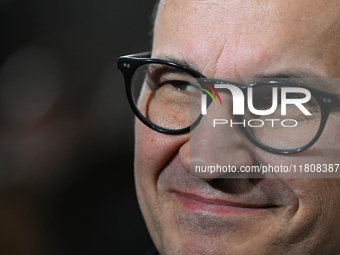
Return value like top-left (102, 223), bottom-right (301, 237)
top-left (118, 52), bottom-right (340, 155)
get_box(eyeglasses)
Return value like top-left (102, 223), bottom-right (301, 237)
top-left (118, 52), bottom-right (340, 155)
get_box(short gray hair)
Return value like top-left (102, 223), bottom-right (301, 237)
top-left (149, 0), bottom-right (161, 39)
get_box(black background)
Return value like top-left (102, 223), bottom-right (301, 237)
top-left (0, 0), bottom-right (156, 254)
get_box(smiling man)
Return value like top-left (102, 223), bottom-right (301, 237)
top-left (118, 0), bottom-right (340, 254)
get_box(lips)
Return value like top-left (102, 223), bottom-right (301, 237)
top-left (172, 190), bottom-right (278, 216)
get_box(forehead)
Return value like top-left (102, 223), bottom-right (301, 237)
top-left (153, 0), bottom-right (340, 78)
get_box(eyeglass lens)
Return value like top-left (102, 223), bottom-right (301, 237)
top-left (244, 85), bottom-right (321, 150)
top-left (131, 63), bottom-right (202, 130)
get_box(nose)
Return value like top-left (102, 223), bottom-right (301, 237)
top-left (179, 91), bottom-right (256, 180)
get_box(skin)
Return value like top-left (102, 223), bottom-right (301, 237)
top-left (135, 0), bottom-right (340, 254)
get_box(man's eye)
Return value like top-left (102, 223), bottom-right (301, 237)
top-left (169, 80), bottom-right (191, 91)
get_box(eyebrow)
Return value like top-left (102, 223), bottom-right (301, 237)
top-left (255, 69), bottom-right (332, 90)
top-left (155, 54), bottom-right (201, 74)
top-left (255, 69), bottom-right (325, 79)
top-left (147, 63), bottom-right (189, 85)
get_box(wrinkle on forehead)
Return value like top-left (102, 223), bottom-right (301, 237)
top-left (154, 0), bottom-right (340, 78)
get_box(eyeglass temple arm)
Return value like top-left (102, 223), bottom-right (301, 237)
top-left (120, 51), bottom-right (151, 59)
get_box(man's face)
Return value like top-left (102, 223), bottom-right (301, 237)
top-left (135, 0), bottom-right (340, 254)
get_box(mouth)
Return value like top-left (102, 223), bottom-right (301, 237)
top-left (172, 191), bottom-right (279, 217)
top-left (159, 160), bottom-right (297, 220)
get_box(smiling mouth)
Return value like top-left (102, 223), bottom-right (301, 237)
top-left (173, 191), bottom-right (278, 216)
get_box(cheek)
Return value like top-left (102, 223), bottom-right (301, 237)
top-left (134, 120), bottom-right (189, 177)
top-left (253, 122), bottom-right (340, 250)
top-left (287, 179), bottom-right (340, 249)
top-left (317, 114), bottom-right (340, 159)
top-left (134, 119), bottom-right (190, 201)
top-left (134, 119), bottom-right (190, 246)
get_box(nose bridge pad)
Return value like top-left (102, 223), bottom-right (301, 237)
top-left (188, 91), bottom-right (254, 180)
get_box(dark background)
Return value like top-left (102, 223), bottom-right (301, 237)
top-left (0, 0), bottom-right (156, 254)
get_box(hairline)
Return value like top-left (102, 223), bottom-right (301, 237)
top-left (149, 0), bottom-right (161, 40)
